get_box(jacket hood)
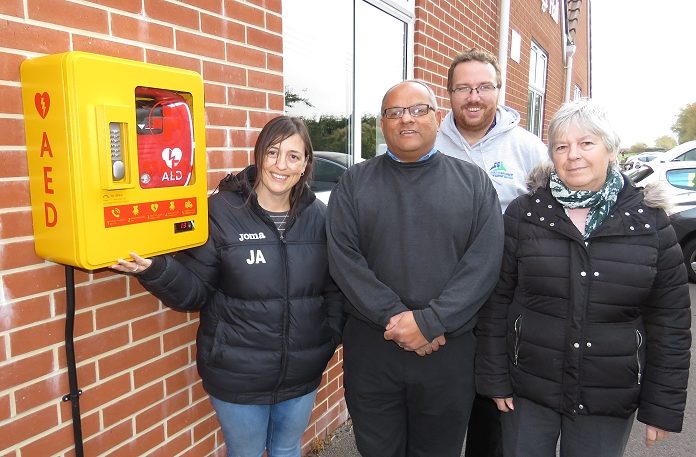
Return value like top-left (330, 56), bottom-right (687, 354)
top-left (439, 105), bottom-right (521, 145)
top-left (217, 164), bottom-right (317, 212)
top-left (526, 162), bottom-right (671, 211)
top-left (492, 104), bottom-right (522, 135)
top-left (218, 164), bottom-right (256, 196)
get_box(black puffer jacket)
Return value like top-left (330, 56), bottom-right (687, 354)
top-left (138, 165), bottom-right (345, 404)
top-left (475, 167), bottom-right (691, 432)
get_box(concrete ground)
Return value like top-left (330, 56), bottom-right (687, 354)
top-left (317, 284), bottom-right (696, 457)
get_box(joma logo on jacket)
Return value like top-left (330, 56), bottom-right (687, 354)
top-left (238, 232), bottom-right (266, 242)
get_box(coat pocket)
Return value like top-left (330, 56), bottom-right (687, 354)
top-left (635, 329), bottom-right (644, 385)
top-left (582, 323), bottom-right (646, 389)
top-left (207, 321), bottom-right (224, 366)
top-left (513, 314), bottom-right (523, 366)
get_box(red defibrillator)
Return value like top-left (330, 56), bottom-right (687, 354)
top-left (135, 87), bottom-right (195, 189)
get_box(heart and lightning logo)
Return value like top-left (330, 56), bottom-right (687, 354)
top-left (161, 147), bottom-right (183, 169)
top-left (34, 92), bottom-right (50, 119)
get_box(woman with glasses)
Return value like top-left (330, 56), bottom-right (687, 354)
top-left (475, 99), bottom-right (691, 457)
top-left (112, 116), bottom-right (345, 457)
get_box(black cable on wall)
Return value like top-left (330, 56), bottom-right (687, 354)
top-left (62, 266), bottom-right (84, 457)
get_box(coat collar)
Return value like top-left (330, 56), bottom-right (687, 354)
top-left (217, 165), bottom-right (317, 216)
top-left (525, 182), bottom-right (656, 242)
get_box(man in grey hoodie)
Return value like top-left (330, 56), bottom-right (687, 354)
top-left (436, 48), bottom-right (548, 212)
top-left (435, 49), bottom-right (548, 457)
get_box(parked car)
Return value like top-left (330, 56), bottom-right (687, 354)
top-left (629, 161), bottom-right (696, 281)
top-left (628, 161), bottom-right (696, 208)
top-left (623, 151), bottom-right (662, 171)
top-left (310, 151), bottom-right (350, 204)
top-left (646, 140), bottom-right (696, 163)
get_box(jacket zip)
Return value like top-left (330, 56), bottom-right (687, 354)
top-left (265, 211), bottom-right (295, 400)
top-left (513, 315), bottom-right (523, 366)
top-left (635, 329), bottom-right (643, 385)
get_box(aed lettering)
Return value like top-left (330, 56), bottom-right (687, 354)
top-left (38, 101), bottom-right (58, 228)
top-left (161, 169), bottom-right (183, 182)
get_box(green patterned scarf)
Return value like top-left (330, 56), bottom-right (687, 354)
top-left (549, 166), bottom-right (624, 239)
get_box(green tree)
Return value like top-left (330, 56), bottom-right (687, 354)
top-left (361, 114), bottom-right (379, 159)
top-left (672, 103), bottom-right (696, 143)
top-left (284, 86), bottom-right (313, 109)
top-left (303, 115), bottom-right (349, 153)
top-left (654, 135), bottom-right (676, 151)
top-left (290, 110), bottom-right (382, 159)
top-left (627, 142), bottom-right (648, 155)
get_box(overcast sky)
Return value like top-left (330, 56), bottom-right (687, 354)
top-left (591, 0), bottom-right (696, 148)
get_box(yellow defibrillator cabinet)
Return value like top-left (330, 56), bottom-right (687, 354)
top-left (20, 51), bottom-right (208, 269)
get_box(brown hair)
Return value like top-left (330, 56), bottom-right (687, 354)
top-left (446, 48), bottom-right (502, 93)
top-left (253, 116), bottom-right (314, 214)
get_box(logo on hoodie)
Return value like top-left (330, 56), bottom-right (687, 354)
top-left (489, 161), bottom-right (513, 180)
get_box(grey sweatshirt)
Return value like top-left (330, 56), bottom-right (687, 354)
top-left (326, 153), bottom-right (504, 341)
top-left (436, 105), bottom-right (549, 211)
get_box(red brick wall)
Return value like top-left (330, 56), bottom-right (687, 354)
top-left (0, 1), bottom-right (345, 455)
top-left (414, 0), bottom-right (591, 143)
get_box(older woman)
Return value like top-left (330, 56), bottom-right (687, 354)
top-left (112, 116), bottom-right (345, 457)
top-left (475, 99), bottom-right (691, 457)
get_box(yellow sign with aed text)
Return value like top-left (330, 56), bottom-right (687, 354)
top-left (20, 51), bottom-right (208, 269)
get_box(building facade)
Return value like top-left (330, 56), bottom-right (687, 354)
top-left (0, 0), bottom-right (590, 455)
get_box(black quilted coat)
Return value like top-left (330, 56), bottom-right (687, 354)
top-left (138, 165), bottom-right (345, 404)
top-left (475, 169), bottom-right (691, 432)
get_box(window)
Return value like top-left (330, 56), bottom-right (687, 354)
top-left (355, 1), bottom-right (409, 160)
top-left (673, 148), bottom-right (696, 161)
top-left (666, 169), bottom-right (696, 191)
top-left (573, 84), bottom-right (582, 100)
top-left (283, 0), bottom-right (412, 164)
top-left (527, 42), bottom-right (547, 137)
top-left (283, 1), bottom-right (353, 156)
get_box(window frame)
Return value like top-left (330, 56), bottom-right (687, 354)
top-left (282, 0), bottom-right (414, 165)
top-left (353, 0), bottom-right (414, 162)
top-left (527, 41), bottom-right (548, 137)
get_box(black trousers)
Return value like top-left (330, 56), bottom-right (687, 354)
top-left (500, 396), bottom-right (634, 457)
top-left (343, 317), bottom-right (476, 457)
top-left (464, 394), bottom-right (503, 457)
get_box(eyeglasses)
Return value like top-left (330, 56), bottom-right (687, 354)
top-left (382, 104), bottom-right (434, 119)
top-left (451, 84), bottom-right (499, 96)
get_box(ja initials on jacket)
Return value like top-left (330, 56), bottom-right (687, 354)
top-left (239, 232), bottom-right (268, 264)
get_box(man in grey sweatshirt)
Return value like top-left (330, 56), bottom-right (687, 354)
top-left (435, 48), bottom-right (548, 457)
top-left (327, 80), bottom-right (504, 457)
top-left (436, 48), bottom-right (548, 212)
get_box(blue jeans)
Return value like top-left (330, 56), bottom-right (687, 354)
top-left (209, 390), bottom-right (317, 457)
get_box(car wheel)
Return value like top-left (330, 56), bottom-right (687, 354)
top-left (681, 238), bottom-right (696, 283)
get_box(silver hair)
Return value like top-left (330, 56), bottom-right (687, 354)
top-left (547, 98), bottom-right (621, 159)
top-left (381, 79), bottom-right (439, 113)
